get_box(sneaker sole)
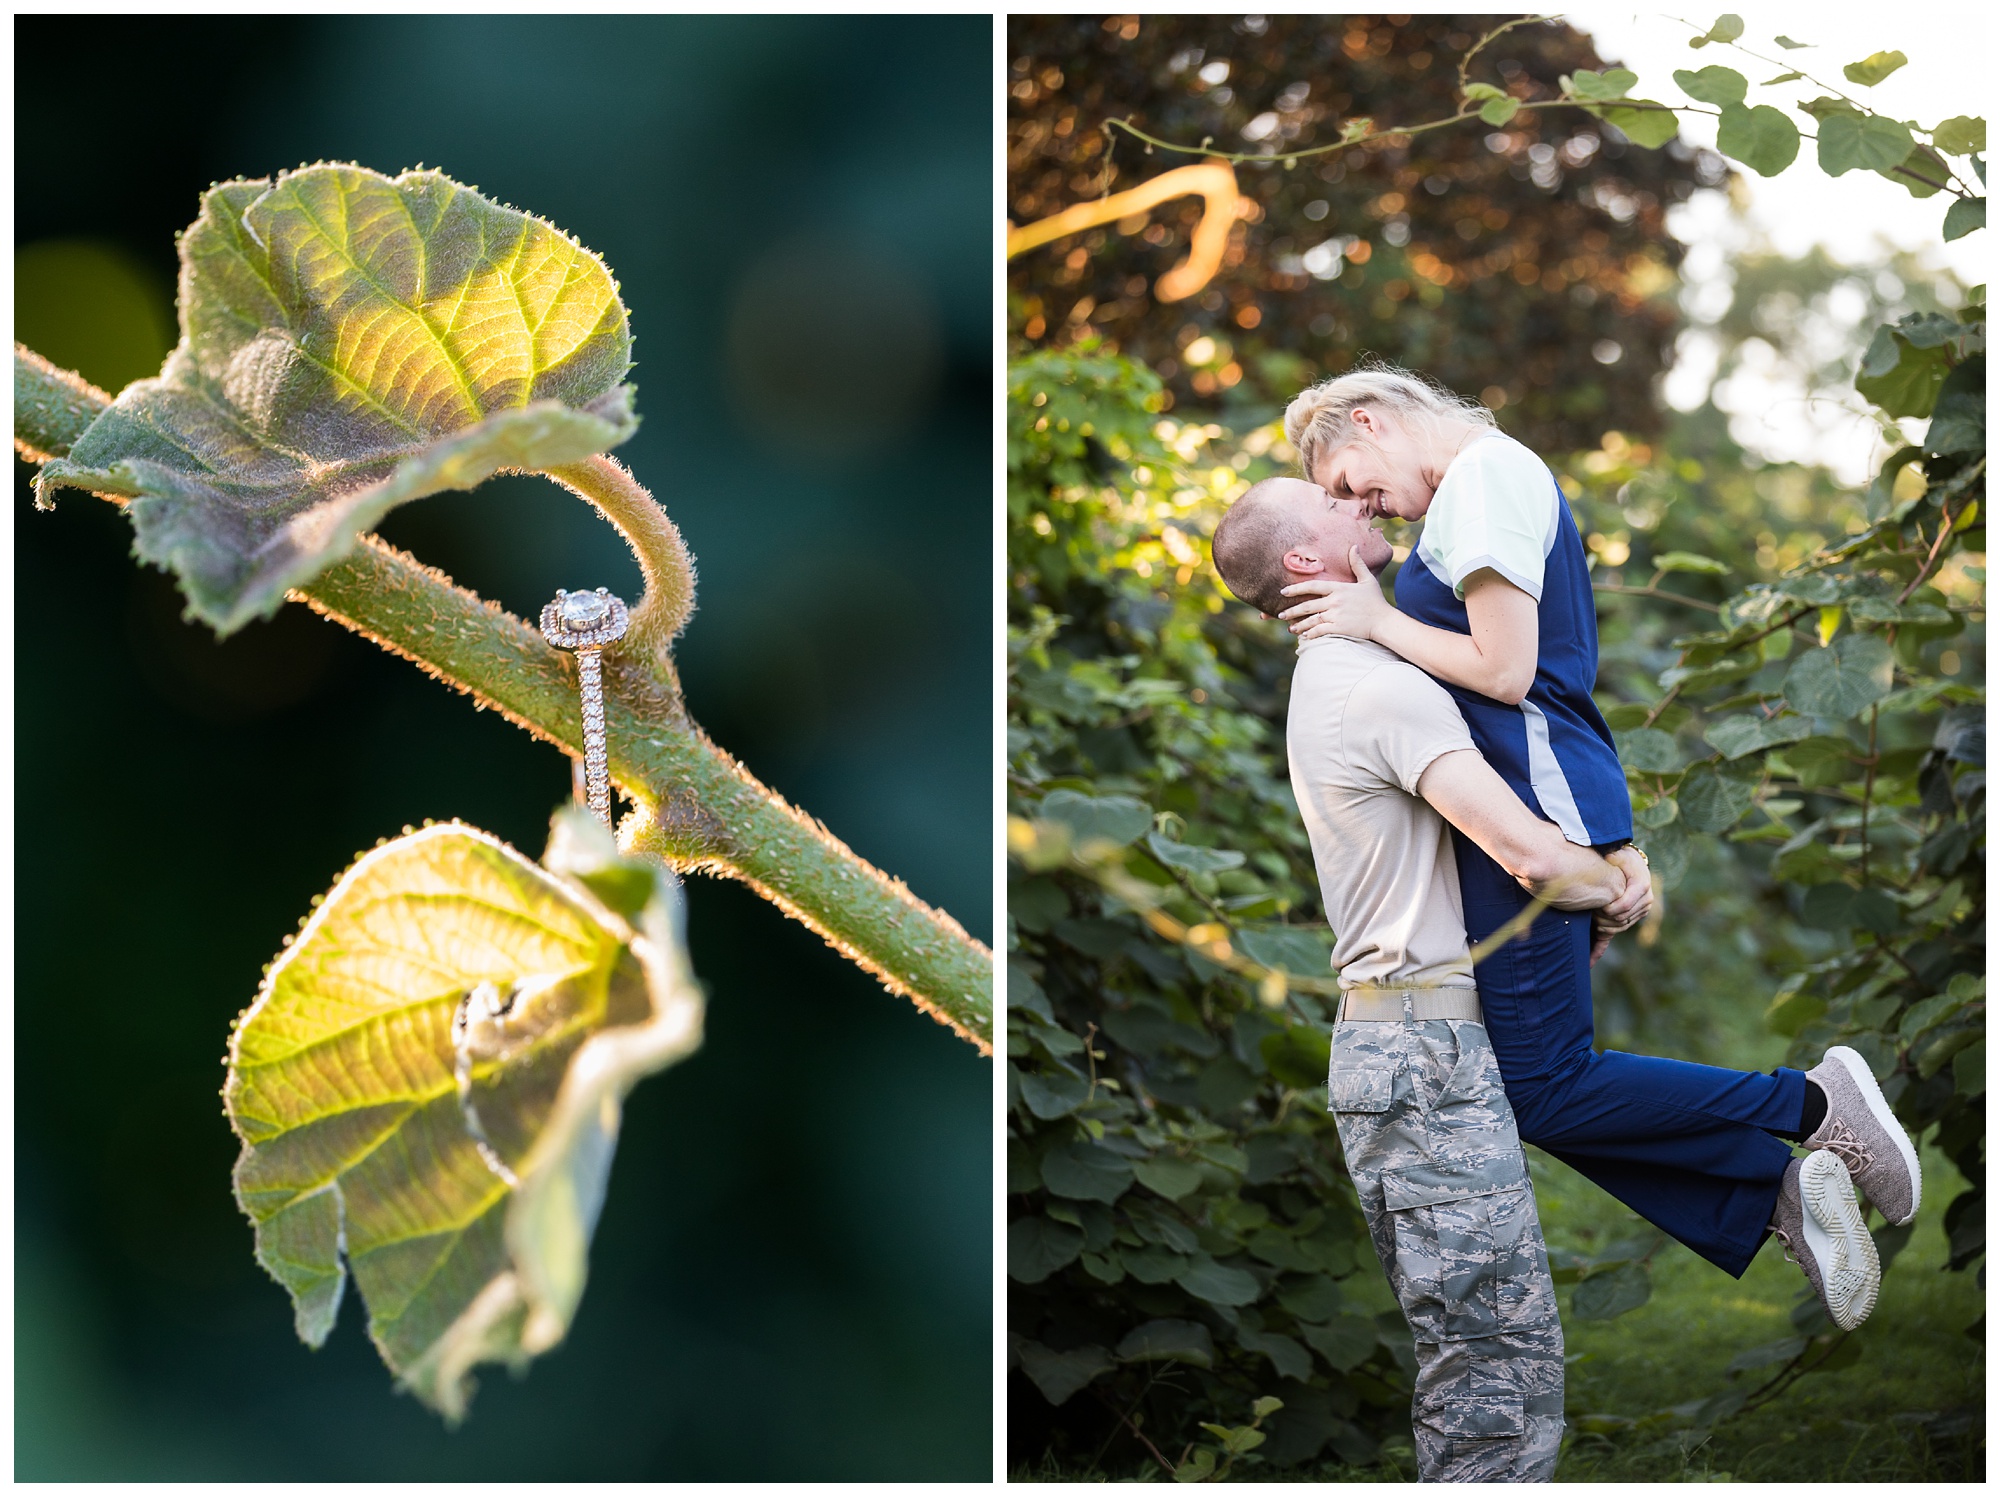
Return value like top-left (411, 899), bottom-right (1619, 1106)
top-left (1800, 1150), bottom-right (1880, 1331)
top-left (1823, 1043), bottom-right (1922, 1224)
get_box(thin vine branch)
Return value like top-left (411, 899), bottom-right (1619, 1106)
top-left (13, 346), bottom-right (993, 1052)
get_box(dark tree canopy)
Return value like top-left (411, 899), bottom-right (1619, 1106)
top-left (1008, 13), bottom-right (1724, 451)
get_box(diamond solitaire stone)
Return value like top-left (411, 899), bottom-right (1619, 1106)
top-left (559, 590), bottom-right (611, 630)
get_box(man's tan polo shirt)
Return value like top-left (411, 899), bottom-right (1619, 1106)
top-left (1285, 636), bottom-right (1479, 990)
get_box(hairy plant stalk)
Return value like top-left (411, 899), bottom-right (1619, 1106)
top-left (13, 345), bottom-right (992, 1051)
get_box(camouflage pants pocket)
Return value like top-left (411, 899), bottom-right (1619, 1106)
top-left (1380, 1154), bottom-right (1546, 1342)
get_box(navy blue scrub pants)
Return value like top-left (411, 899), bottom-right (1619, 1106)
top-left (1454, 833), bottom-right (1805, 1278)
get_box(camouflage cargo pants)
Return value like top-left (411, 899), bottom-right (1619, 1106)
top-left (1328, 1010), bottom-right (1565, 1482)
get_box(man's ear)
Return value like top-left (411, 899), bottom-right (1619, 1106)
top-left (1280, 548), bottom-right (1326, 578)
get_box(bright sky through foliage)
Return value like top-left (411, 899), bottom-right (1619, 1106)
top-left (1570, 8), bottom-right (1984, 276)
top-left (1569, 9), bottom-right (1984, 485)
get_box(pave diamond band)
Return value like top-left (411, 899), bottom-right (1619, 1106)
top-left (538, 588), bottom-right (630, 824)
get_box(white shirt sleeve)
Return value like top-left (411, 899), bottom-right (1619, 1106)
top-left (1418, 433), bottom-right (1559, 602)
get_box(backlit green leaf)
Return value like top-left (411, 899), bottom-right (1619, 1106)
top-left (1694, 14), bottom-right (1744, 46)
top-left (36, 164), bottom-right (637, 634)
top-left (1603, 103), bottom-right (1681, 149)
top-left (1880, 144), bottom-right (1949, 198)
top-left (223, 809), bottom-right (702, 1422)
top-left (1653, 550), bottom-right (1731, 575)
top-left (1818, 113), bottom-right (1916, 176)
top-left (1567, 68), bottom-right (1639, 101)
top-left (1716, 102), bottom-right (1802, 176)
top-left (1480, 95), bottom-right (1522, 126)
top-left (1774, 36), bottom-right (1810, 50)
top-left (1842, 50), bottom-right (1908, 87)
top-left (1673, 65), bottom-right (1748, 105)
top-left (1932, 117), bottom-right (1986, 156)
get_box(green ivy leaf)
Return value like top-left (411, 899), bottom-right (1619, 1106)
top-left (1635, 816), bottom-right (1691, 891)
top-left (1932, 116), bottom-right (1987, 156)
top-left (1147, 829), bottom-right (1247, 873)
top-left (1480, 95), bottom-right (1522, 126)
top-left (1855, 327), bottom-right (1949, 417)
top-left (1236, 925), bottom-right (1332, 977)
top-left (1705, 712), bottom-right (1813, 759)
top-left (1879, 144), bottom-right (1950, 198)
top-left (1716, 102), bottom-right (1802, 176)
top-left (1653, 550), bottom-right (1732, 574)
top-left (1818, 113), bottom-right (1917, 176)
top-left (1567, 68), bottom-right (1640, 101)
top-left (1260, 1024), bottom-right (1333, 1089)
top-left (1300, 1312), bottom-right (1380, 1372)
top-left (1763, 71), bottom-right (1804, 85)
top-left (1043, 1140), bottom-right (1136, 1203)
top-left (1117, 1318), bottom-right (1216, 1366)
top-left (36, 165), bottom-right (637, 635)
top-left (1944, 197), bottom-right (1986, 242)
top-left (1177, 1256), bottom-right (1263, 1306)
top-left (1010, 1215), bottom-right (1085, 1283)
top-left (1673, 65), bottom-right (1748, 105)
top-left (1784, 635), bottom-right (1895, 718)
top-left (1774, 36), bottom-right (1811, 50)
top-left (1616, 727), bottom-right (1684, 772)
top-left (1016, 1339), bottom-right (1114, 1405)
top-left (1134, 1156), bottom-right (1206, 1200)
top-left (1603, 103), bottom-right (1681, 149)
top-left (1842, 50), bottom-right (1909, 87)
top-left (1038, 789), bottom-right (1153, 847)
top-left (1927, 356), bottom-right (1986, 456)
top-left (1691, 14), bottom-right (1744, 47)
top-left (223, 810), bottom-right (702, 1421)
top-left (1572, 1261), bottom-right (1652, 1319)
top-left (1678, 762), bottom-right (1760, 833)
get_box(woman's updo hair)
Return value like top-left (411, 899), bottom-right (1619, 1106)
top-left (1283, 359), bottom-right (1496, 482)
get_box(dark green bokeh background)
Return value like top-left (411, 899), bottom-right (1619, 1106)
top-left (15, 15), bottom-right (991, 1480)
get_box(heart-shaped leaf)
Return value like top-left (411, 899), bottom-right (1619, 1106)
top-left (1932, 116), bottom-right (1986, 157)
top-left (1784, 634), bottom-right (1895, 718)
top-left (224, 808), bottom-right (702, 1422)
top-left (1673, 65), bottom-right (1748, 106)
top-left (1944, 197), bottom-right (1986, 242)
top-left (1603, 102), bottom-right (1681, 149)
top-left (1842, 50), bottom-right (1908, 87)
top-left (36, 164), bottom-right (638, 634)
top-left (1678, 761), bottom-right (1760, 833)
top-left (1716, 102), bottom-right (1802, 176)
top-left (1818, 113), bottom-right (1916, 176)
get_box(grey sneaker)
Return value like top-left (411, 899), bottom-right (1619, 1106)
top-left (1805, 1045), bottom-right (1921, 1226)
top-left (1772, 1152), bottom-right (1880, 1331)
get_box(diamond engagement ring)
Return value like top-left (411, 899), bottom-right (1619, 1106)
top-left (539, 587), bottom-right (630, 825)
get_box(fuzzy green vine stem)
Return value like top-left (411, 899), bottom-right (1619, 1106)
top-left (13, 345), bottom-right (993, 1052)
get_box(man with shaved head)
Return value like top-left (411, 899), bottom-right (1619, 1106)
top-left (1211, 475), bottom-right (1648, 1480)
